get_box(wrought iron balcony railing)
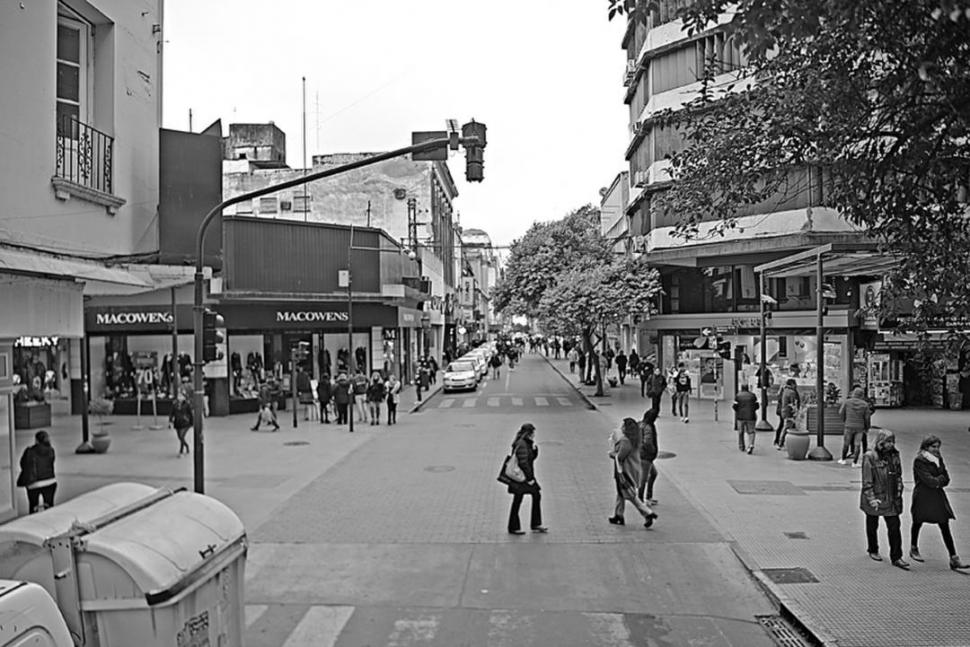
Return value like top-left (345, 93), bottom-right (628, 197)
top-left (55, 115), bottom-right (113, 194)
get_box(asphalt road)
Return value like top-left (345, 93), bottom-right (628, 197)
top-left (244, 354), bottom-right (780, 646)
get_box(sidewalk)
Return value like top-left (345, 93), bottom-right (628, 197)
top-left (545, 355), bottom-right (970, 647)
top-left (14, 381), bottom-right (436, 529)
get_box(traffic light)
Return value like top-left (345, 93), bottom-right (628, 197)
top-left (202, 309), bottom-right (225, 362)
top-left (461, 119), bottom-right (487, 182)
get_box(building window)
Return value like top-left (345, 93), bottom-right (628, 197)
top-left (56, 12), bottom-right (89, 136)
top-left (236, 200), bottom-right (254, 215)
top-left (293, 194), bottom-right (311, 212)
top-left (258, 197), bottom-right (278, 215)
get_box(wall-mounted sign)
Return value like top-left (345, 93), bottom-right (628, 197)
top-left (14, 336), bottom-right (60, 348)
top-left (86, 305), bottom-right (192, 333)
top-left (276, 311), bottom-right (349, 323)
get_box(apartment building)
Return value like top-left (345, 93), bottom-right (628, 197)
top-left (620, 2), bottom-right (871, 406)
top-left (458, 228), bottom-right (499, 346)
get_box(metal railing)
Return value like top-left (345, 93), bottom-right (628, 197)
top-left (55, 115), bottom-right (114, 194)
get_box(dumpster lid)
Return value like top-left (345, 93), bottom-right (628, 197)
top-left (0, 483), bottom-right (158, 546)
top-left (79, 490), bottom-right (245, 597)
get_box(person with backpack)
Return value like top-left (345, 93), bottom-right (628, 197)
top-left (169, 390), bottom-right (194, 456)
top-left (490, 352), bottom-right (503, 379)
top-left (733, 384), bottom-right (759, 454)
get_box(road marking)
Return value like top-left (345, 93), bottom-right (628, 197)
top-left (556, 397), bottom-right (572, 406)
top-left (535, 397), bottom-right (549, 406)
top-left (487, 397), bottom-right (501, 407)
top-left (511, 397), bottom-right (523, 406)
top-left (387, 613), bottom-right (440, 646)
top-left (282, 606), bottom-right (355, 647)
top-left (585, 612), bottom-right (635, 646)
top-left (245, 605), bottom-right (268, 628)
top-left (438, 399), bottom-right (455, 408)
top-left (505, 369), bottom-right (511, 392)
top-left (463, 398), bottom-right (477, 408)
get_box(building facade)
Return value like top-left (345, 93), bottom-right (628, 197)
top-left (459, 228), bottom-right (500, 346)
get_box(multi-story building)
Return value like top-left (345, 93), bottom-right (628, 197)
top-left (620, 2), bottom-right (872, 406)
top-left (220, 124), bottom-right (460, 374)
top-left (459, 228), bottom-right (499, 345)
top-left (599, 172), bottom-right (634, 352)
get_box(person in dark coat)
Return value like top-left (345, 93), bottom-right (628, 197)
top-left (861, 430), bottom-right (909, 569)
top-left (645, 366), bottom-right (665, 411)
top-left (909, 435), bottom-right (969, 569)
top-left (168, 390), bottom-right (193, 456)
top-left (638, 408), bottom-right (660, 506)
top-left (251, 379), bottom-right (280, 431)
top-left (615, 351), bottom-right (628, 385)
top-left (507, 423), bottom-right (547, 535)
top-left (733, 385), bottom-right (759, 454)
top-left (19, 430), bottom-right (57, 513)
top-left (628, 349), bottom-right (640, 376)
top-left (316, 374), bottom-right (332, 423)
top-left (774, 379), bottom-right (801, 449)
top-left (366, 372), bottom-right (387, 425)
top-left (333, 373), bottom-right (352, 427)
top-left (839, 387), bottom-right (871, 466)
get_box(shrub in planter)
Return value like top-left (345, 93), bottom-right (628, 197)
top-left (88, 398), bottom-right (113, 453)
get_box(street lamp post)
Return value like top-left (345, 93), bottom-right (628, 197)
top-left (808, 253), bottom-right (833, 461)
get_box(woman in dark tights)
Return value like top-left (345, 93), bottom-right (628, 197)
top-left (909, 435), bottom-right (968, 570)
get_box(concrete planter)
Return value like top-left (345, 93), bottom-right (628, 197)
top-left (785, 430), bottom-right (811, 460)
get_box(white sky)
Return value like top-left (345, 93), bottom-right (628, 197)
top-left (161, 1), bottom-right (629, 247)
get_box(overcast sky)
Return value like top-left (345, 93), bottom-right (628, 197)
top-left (161, 1), bottom-right (629, 247)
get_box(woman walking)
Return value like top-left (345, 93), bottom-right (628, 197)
top-left (366, 372), bottom-right (386, 425)
top-left (18, 430), bottom-right (57, 514)
top-left (169, 391), bottom-right (193, 457)
top-left (317, 374), bottom-right (332, 423)
top-left (909, 435), bottom-right (969, 570)
top-left (861, 430), bottom-right (909, 569)
top-left (608, 417), bottom-right (658, 528)
top-left (333, 373), bottom-right (352, 426)
top-left (506, 423), bottom-right (547, 535)
top-left (385, 374), bottom-right (401, 425)
top-left (637, 408), bottom-right (660, 506)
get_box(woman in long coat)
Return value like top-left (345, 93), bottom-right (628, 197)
top-left (910, 435), bottom-right (969, 570)
top-left (608, 417), bottom-right (658, 528)
top-left (860, 430), bottom-right (908, 568)
top-left (507, 423), bottom-right (547, 535)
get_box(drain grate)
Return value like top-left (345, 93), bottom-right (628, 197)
top-left (762, 567), bottom-right (819, 584)
top-left (757, 615), bottom-right (811, 647)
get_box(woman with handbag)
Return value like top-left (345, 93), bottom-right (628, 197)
top-left (18, 430), bottom-right (56, 514)
top-left (609, 417), bottom-right (658, 528)
top-left (506, 423), bottom-right (547, 535)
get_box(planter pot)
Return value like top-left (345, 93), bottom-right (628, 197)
top-left (785, 430), bottom-right (811, 460)
top-left (806, 406), bottom-right (845, 435)
top-left (91, 431), bottom-right (111, 454)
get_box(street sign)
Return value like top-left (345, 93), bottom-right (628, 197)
top-left (410, 131), bottom-right (449, 161)
top-left (337, 270), bottom-right (349, 288)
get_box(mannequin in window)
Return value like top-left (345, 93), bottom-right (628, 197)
top-left (337, 348), bottom-right (350, 372)
top-left (159, 354), bottom-right (173, 397)
top-left (318, 348), bottom-right (332, 377)
top-left (230, 351), bottom-right (242, 395)
top-left (355, 347), bottom-right (367, 374)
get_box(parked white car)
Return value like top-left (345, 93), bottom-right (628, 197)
top-left (443, 360), bottom-right (479, 392)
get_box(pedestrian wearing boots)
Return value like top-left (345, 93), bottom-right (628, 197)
top-left (169, 391), bottom-right (193, 456)
top-left (366, 372), bottom-right (386, 425)
top-left (774, 379), bottom-right (801, 449)
top-left (839, 387), bottom-right (871, 466)
top-left (490, 352), bottom-right (502, 380)
top-left (733, 385), bottom-right (759, 454)
top-left (385, 374), bottom-right (401, 424)
top-left (317, 374), bottom-right (332, 423)
top-left (251, 379), bottom-right (280, 431)
top-left (638, 408), bottom-right (660, 506)
top-left (577, 350), bottom-right (587, 383)
top-left (909, 435), bottom-right (969, 570)
top-left (506, 423), bottom-right (547, 535)
top-left (861, 430), bottom-right (909, 569)
top-left (608, 417), bottom-right (658, 528)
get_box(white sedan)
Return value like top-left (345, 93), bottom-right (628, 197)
top-left (443, 361), bottom-right (479, 392)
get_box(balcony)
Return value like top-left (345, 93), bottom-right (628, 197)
top-left (52, 115), bottom-right (125, 213)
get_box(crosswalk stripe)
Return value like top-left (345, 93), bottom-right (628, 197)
top-left (245, 604), bottom-right (268, 628)
top-left (387, 613), bottom-right (441, 645)
top-left (556, 397), bottom-right (572, 406)
top-left (281, 606), bottom-right (355, 647)
top-left (438, 399), bottom-right (455, 408)
top-left (511, 397), bottom-right (523, 406)
top-left (463, 398), bottom-right (477, 408)
top-left (487, 397), bottom-right (500, 407)
top-left (534, 397), bottom-right (549, 406)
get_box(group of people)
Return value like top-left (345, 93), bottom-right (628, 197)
top-left (502, 409), bottom-right (661, 535)
top-left (250, 369), bottom-right (403, 432)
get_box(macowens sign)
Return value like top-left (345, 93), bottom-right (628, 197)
top-left (95, 311), bottom-right (173, 326)
top-left (276, 310), bottom-right (349, 323)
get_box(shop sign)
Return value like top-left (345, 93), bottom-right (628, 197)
top-left (382, 329), bottom-right (398, 340)
top-left (14, 336), bottom-right (59, 348)
top-left (859, 280), bottom-right (881, 329)
top-left (275, 310), bottom-right (349, 323)
top-left (95, 311), bottom-right (173, 326)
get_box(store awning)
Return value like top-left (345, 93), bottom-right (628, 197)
top-left (753, 242), bottom-right (897, 278)
top-left (86, 264), bottom-right (203, 296)
top-left (0, 247), bottom-right (153, 289)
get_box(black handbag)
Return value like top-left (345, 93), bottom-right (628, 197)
top-left (15, 448), bottom-right (32, 487)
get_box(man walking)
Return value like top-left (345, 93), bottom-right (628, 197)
top-left (615, 350), bottom-right (628, 385)
top-left (839, 386), bottom-right (871, 466)
top-left (673, 363), bottom-right (691, 423)
top-left (733, 384), bottom-right (759, 454)
top-left (645, 367), bottom-right (666, 413)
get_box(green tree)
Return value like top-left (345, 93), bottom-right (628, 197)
top-left (493, 204), bottom-right (662, 395)
top-left (608, 0), bottom-right (970, 334)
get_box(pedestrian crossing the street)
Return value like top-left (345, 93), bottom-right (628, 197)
top-left (245, 604), bottom-right (650, 647)
top-left (436, 394), bottom-right (577, 409)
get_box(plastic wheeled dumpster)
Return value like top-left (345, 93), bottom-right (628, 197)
top-left (0, 580), bottom-right (73, 646)
top-left (0, 483), bottom-right (247, 647)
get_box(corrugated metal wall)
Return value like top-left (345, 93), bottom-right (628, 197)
top-left (224, 218), bottom-right (385, 294)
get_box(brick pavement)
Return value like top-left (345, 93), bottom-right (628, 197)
top-left (545, 355), bottom-right (970, 647)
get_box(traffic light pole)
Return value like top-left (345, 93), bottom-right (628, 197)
top-left (191, 134), bottom-right (477, 493)
top-left (755, 272), bottom-right (775, 431)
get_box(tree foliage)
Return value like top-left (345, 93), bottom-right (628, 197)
top-left (608, 0), bottom-right (970, 333)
